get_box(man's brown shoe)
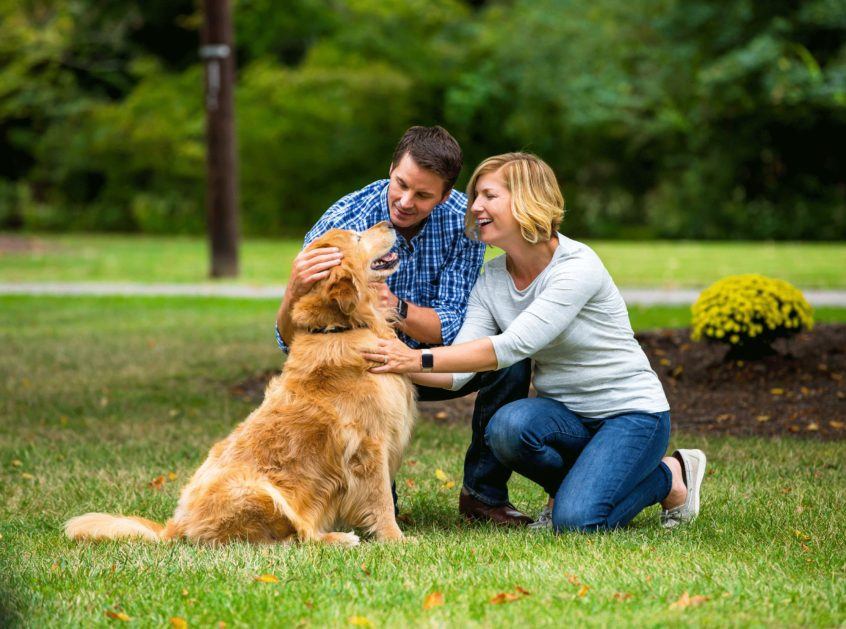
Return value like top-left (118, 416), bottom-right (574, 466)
top-left (458, 489), bottom-right (533, 526)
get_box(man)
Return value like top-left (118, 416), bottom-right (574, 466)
top-left (275, 125), bottom-right (532, 526)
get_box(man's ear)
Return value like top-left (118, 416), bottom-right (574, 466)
top-left (439, 187), bottom-right (452, 205)
top-left (327, 274), bottom-right (359, 315)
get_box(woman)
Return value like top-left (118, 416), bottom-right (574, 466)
top-left (364, 153), bottom-right (706, 532)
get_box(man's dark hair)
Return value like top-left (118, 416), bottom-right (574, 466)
top-left (391, 126), bottom-right (463, 192)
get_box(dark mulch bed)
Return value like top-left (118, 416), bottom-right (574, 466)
top-left (233, 324), bottom-right (846, 439)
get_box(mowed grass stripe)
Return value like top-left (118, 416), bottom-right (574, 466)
top-left (1, 233), bottom-right (845, 288)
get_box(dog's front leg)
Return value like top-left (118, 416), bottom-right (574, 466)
top-left (356, 449), bottom-right (404, 542)
top-left (372, 472), bottom-right (404, 542)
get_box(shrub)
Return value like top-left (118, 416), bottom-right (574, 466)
top-left (691, 274), bottom-right (814, 359)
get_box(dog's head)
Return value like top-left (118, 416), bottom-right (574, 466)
top-left (290, 222), bottom-right (399, 333)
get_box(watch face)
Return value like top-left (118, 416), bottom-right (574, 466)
top-left (397, 299), bottom-right (409, 319)
top-left (421, 352), bottom-right (434, 369)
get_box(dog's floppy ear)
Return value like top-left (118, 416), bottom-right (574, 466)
top-left (326, 270), bottom-right (359, 315)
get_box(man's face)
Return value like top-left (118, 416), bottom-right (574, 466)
top-left (387, 153), bottom-right (451, 231)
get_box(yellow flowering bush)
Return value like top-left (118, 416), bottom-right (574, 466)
top-left (691, 274), bottom-right (813, 357)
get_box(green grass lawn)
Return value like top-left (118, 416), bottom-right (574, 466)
top-left (2, 296), bottom-right (844, 626)
top-left (2, 233), bottom-right (845, 288)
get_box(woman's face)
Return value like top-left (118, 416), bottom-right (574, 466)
top-left (470, 169), bottom-right (520, 247)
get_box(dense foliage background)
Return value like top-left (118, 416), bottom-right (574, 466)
top-left (1, 0), bottom-right (844, 238)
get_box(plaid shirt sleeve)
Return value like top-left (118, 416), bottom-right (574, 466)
top-left (430, 236), bottom-right (486, 345)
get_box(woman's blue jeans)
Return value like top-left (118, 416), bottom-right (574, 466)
top-left (485, 397), bottom-right (673, 532)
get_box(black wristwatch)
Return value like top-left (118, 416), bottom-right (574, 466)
top-left (396, 298), bottom-right (409, 320)
top-left (421, 349), bottom-right (434, 372)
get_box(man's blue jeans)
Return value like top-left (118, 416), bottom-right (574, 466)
top-left (485, 397), bottom-right (672, 531)
top-left (404, 359), bottom-right (532, 507)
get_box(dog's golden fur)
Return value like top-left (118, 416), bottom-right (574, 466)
top-left (66, 223), bottom-right (416, 546)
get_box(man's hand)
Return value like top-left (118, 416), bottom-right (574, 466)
top-left (288, 247), bottom-right (343, 300)
top-left (369, 281), bottom-right (399, 316)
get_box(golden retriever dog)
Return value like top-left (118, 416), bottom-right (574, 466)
top-left (66, 222), bottom-right (416, 546)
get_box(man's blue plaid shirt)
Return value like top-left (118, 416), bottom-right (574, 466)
top-left (276, 179), bottom-right (486, 352)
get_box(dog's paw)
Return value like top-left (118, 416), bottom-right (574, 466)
top-left (322, 531), bottom-right (360, 547)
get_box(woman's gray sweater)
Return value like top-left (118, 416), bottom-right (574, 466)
top-left (450, 235), bottom-right (669, 419)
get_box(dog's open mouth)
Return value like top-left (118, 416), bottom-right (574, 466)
top-left (370, 251), bottom-right (399, 271)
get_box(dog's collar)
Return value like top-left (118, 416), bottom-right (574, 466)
top-left (307, 325), bottom-right (359, 334)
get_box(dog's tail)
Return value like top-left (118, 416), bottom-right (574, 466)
top-left (64, 513), bottom-right (167, 542)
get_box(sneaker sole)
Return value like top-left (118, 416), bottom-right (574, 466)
top-left (678, 448), bottom-right (706, 518)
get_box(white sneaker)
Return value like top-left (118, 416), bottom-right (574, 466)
top-left (661, 448), bottom-right (707, 529)
top-left (528, 505), bottom-right (553, 530)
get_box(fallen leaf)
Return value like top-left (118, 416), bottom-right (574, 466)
top-left (829, 420), bottom-right (844, 430)
top-left (255, 574), bottom-right (279, 583)
top-left (100, 397), bottom-right (109, 407)
top-left (716, 413), bottom-right (733, 423)
top-left (806, 422), bottom-right (819, 432)
top-left (489, 587), bottom-right (530, 604)
top-left (167, 471), bottom-right (177, 481)
top-left (489, 592), bottom-right (520, 604)
top-left (181, 589), bottom-right (189, 597)
top-left (577, 584), bottom-right (590, 597)
top-left (613, 592), bottom-right (633, 601)
top-left (670, 365), bottom-right (684, 378)
top-left (360, 563), bottom-right (370, 576)
top-left (423, 591), bottom-right (444, 609)
top-left (770, 388), bottom-right (784, 395)
top-left (11, 460), bottom-right (22, 467)
top-left (170, 617), bottom-right (188, 629)
top-left (788, 425), bottom-right (800, 433)
top-left (800, 543), bottom-right (811, 552)
top-left (348, 616), bottom-right (373, 627)
top-left (756, 414), bottom-right (770, 423)
top-left (669, 592), bottom-right (709, 610)
top-left (793, 529), bottom-right (811, 542)
top-left (169, 409), bottom-right (180, 417)
top-left (659, 358), bottom-right (671, 366)
top-left (406, 459), bottom-right (417, 466)
top-left (405, 478), bottom-right (415, 488)
top-left (443, 480), bottom-right (455, 489)
top-left (149, 475), bottom-right (166, 490)
top-left (434, 469), bottom-right (448, 482)
top-left (781, 486), bottom-right (792, 494)
top-left (20, 472), bottom-right (35, 480)
top-left (434, 411), bottom-right (448, 421)
top-left (566, 573), bottom-right (580, 585)
top-left (105, 610), bottom-right (131, 621)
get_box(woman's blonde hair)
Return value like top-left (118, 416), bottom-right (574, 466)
top-left (465, 152), bottom-right (565, 243)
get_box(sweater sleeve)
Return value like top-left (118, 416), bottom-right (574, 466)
top-left (489, 256), bottom-right (602, 369)
top-left (449, 277), bottom-right (501, 390)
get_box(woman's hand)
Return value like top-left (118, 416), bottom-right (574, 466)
top-left (363, 338), bottom-right (421, 373)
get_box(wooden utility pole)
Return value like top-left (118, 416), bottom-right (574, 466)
top-left (201, 0), bottom-right (239, 277)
